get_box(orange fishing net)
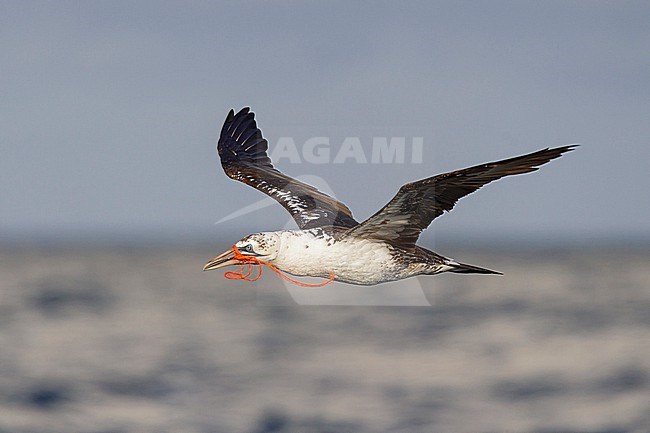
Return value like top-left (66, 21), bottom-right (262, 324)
top-left (224, 245), bottom-right (335, 287)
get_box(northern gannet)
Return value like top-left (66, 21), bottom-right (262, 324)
top-left (204, 108), bottom-right (576, 285)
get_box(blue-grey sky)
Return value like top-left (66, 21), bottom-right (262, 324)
top-left (2, 1), bottom-right (649, 245)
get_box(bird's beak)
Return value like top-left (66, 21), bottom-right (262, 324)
top-left (203, 248), bottom-right (238, 271)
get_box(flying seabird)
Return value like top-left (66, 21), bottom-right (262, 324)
top-left (203, 107), bottom-right (576, 286)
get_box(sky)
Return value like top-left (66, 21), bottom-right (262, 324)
top-left (2, 1), bottom-right (649, 246)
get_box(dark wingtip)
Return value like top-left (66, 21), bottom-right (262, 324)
top-left (222, 109), bottom-right (234, 125)
top-left (555, 143), bottom-right (579, 152)
top-left (545, 144), bottom-right (579, 158)
top-left (539, 143), bottom-right (579, 164)
top-left (224, 107), bottom-right (250, 124)
top-left (218, 106), bottom-right (272, 169)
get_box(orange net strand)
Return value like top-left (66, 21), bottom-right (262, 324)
top-left (223, 245), bottom-right (335, 287)
top-left (223, 261), bottom-right (262, 282)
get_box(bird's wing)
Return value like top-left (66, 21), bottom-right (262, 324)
top-left (346, 145), bottom-right (577, 249)
top-left (217, 107), bottom-right (359, 229)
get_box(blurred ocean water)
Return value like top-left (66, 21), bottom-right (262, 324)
top-left (0, 245), bottom-right (648, 433)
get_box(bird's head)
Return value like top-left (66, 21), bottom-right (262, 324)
top-left (203, 232), bottom-right (281, 271)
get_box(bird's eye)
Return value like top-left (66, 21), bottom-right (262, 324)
top-left (242, 244), bottom-right (253, 253)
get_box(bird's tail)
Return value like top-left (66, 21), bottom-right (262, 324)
top-left (448, 261), bottom-right (502, 275)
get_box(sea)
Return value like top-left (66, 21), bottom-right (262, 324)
top-left (0, 241), bottom-right (648, 433)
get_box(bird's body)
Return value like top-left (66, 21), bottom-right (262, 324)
top-left (251, 228), bottom-right (494, 285)
top-left (271, 229), bottom-right (397, 285)
top-left (204, 107), bottom-right (576, 286)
